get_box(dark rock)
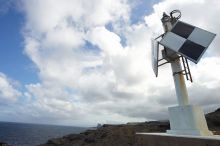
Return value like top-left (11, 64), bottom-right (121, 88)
top-left (38, 144), bottom-right (54, 146)
top-left (64, 134), bottom-right (85, 141)
top-left (84, 130), bottom-right (96, 135)
top-left (84, 137), bottom-right (96, 143)
top-left (47, 138), bottom-right (66, 145)
top-left (0, 142), bottom-right (11, 146)
top-left (206, 108), bottom-right (220, 129)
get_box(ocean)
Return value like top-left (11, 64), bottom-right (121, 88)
top-left (0, 121), bottom-right (88, 146)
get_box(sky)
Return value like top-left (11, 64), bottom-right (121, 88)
top-left (0, 0), bottom-right (220, 127)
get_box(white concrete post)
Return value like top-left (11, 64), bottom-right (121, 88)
top-left (171, 59), bottom-right (189, 106)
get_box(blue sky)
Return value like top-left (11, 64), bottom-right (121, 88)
top-left (0, 1), bottom-right (38, 85)
top-left (0, 0), bottom-right (220, 126)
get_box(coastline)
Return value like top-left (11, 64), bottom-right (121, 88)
top-left (1, 108), bottom-right (219, 146)
top-left (38, 108), bottom-right (220, 146)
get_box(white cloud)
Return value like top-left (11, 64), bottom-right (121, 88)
top-left (192, 57), bottom-right (220, 88)
top-left (86, 26), bottom-right (124, 56)
top-left (9, 0), bottom-right (220, 126)
top-left (22, 0), bottom-right (130, 33)
top-left (0, 73), bottom-right (21, 103)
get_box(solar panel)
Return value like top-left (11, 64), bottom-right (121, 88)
top-left (151, 39), bottom-right (159, 77)
top-left (159, 21), bottom-right (216, 63)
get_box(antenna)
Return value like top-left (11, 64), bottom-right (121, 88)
top-left (150, 10), bottom-right (216, 136)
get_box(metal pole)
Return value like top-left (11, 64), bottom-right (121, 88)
top-left (171, 60), bottom-right (189, 105)
top-left (161, 13), bottom-right (189, 106)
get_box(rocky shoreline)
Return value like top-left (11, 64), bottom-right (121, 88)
top-left (38, 108), bottom-right (220, 146)
top-left (39, 121), bottom-right (169, 146)
top-left (1, 108), bottom-right (219, 146)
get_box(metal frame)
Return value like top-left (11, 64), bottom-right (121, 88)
top-left (151, 34), bottom-right (193, 82)
top-left (181, 56), bottom-right (193, 82)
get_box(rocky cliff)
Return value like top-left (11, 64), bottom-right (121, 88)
top-left (39, 108), bottom-right (220, 146)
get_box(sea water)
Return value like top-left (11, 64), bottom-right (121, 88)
top-left (0, 121), bottom-right (87, 146)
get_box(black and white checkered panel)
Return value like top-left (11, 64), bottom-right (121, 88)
top-left (160, 21), bottom-right (216, 63)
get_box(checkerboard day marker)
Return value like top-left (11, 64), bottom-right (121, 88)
top-left (159, 21), bottom-right (216, 63)
top-left (149, 10), bottom-right (217, 136)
